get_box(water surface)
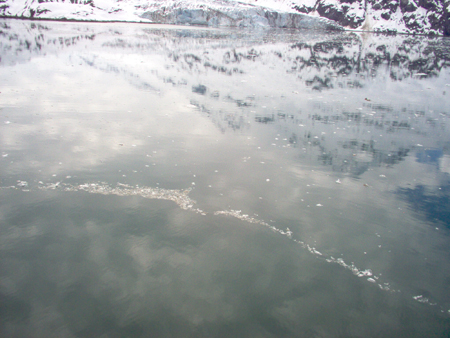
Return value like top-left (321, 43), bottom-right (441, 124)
top-left (1, 19), bottom-right (450, 337)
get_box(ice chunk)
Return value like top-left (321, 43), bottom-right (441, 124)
top-left (17, 181), bottom-right (28, 187)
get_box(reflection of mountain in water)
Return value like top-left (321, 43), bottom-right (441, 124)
top-left (289, 35), bottom-right (450, 86)
top-left (250, 103), bottom-right (447, 177)
top-left (165, 34), bottom-right (450, 91)
top-left (189, 86), bottom-right (450, 178)
top-left (0, 21), bottom-right (97, 65)
top-left (2, 19), bottom-right (450, 84)
top-left (1, 18), bottom-right (449, 179)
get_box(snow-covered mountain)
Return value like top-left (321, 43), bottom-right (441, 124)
top-left (0, 0), bottom-right (449, 35)
top-left (0, 0), bottom-right (342, 30)
top-left (291, 0), bottom-right (450, 36)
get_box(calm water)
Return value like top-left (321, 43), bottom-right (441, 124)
top-left (1, 19), bottom-right (450, 337)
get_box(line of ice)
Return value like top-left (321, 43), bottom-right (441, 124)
top-left (3, 180), bottom-right (448, 313)
top-left (38, 181), bottom-right (206, 215)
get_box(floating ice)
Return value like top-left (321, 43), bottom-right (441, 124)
top-left (357, 269), bottom-right (373, 277)
top-left (413, 295), bottom-right (430, 304)
top-left (306, 244), bottom-right (322, 256)
top-left (38, 182), bottom-right (205, 214)
top-left (16, 181), bottom-right (28, 187)
top-left (214, 209), bottom-right (295, 241)
top-left (378, 284), bottom-right (391, 291)
top-left (214, 209), bottom-right (269, 226)
top-left (325, 257), bottom-right (387, 289)
top-left (285, 228), bottom-right (293, 238)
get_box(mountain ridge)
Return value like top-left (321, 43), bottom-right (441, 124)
top-left (0, 0), bottom-right (449, 35)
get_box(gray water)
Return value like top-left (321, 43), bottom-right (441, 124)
top-left (1, 19), bottom-right (450, 337)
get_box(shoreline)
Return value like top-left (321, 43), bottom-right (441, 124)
top-left (0, 15), bottom-right (447, 37)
